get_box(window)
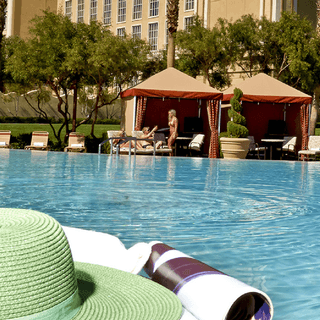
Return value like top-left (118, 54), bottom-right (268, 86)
top-left (90, 0), bottom-right (98, 21)
top-left (132, 25), bottom-right (142, 39)
top-left (149, 0), bottom-right (159, 17)
top-left (185, 0), bottom-right (194, 11)
top-left (132, 0), bottom-right (142, 20)
top-left (184, 16), bottom-right (194, 30)
top-left (148, 22), bottom-right (158, 51)
top-left (77, 0), bottom-right (84, 23)
top-left (104, 0), bottom-right (112, 25)
top-left (118, 0), bottom-right (126, 23)
top-left (273, 0), bottom-right (297, 21)
top-left (117, 27), bottom-right (126, 38)
top-left (65, 0), bottom-right (72, 20)
top-left (282, 0), bottom-right (295, 12)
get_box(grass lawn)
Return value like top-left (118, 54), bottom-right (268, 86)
top-left (0, 123), bottom-right (121, 142)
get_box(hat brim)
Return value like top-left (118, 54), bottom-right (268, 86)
top-left (73, 262), bottom-right (182, 320)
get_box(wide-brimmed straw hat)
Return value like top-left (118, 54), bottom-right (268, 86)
top-left (0, 208), bottom-right (182, 320)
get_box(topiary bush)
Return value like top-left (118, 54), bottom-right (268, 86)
top-left (227, 88), bottom-right (249, 138)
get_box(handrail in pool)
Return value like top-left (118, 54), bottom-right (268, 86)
top-left (98, 137), bottom-right (137, 156)
top-left (99, 136), bottom-right (167, 156)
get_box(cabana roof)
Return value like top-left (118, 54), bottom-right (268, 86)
top-left (121, 67), bottom-right (223, 100)
top-left (223, 73), bottom-right (312, 105)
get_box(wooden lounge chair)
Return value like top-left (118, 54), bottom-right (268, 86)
top-left (25, 131), bottom-right (50, 151)
top-left (0, 130), bottom-right (11, 148)
top-left (64, 132), bottom-right (86, 152)
top-left (298, 136), bottom-right (320, 160)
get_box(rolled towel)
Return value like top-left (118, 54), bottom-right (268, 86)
top-left (144, 242), bottom-right (273, 320)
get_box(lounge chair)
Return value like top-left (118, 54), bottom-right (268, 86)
top-left (281, 136), bottom-right (297, 160)
top-left (128, 132), bottom-right (172, 155)
top-left (64, 132), bottom-right (86, 152)
top-left (25, 131), bottom-right (50, 151)
top-left (108, 130), bottom-right (172, 155)
top-left (0, 130), bottom-right (11, 148)
top-left (247, 136), bottom-right (267, 160)
top-left (188, 134), bottom-right (205, 156)
top-left (107, 130), bottom-right (128, 154)
top-left (298, 136), bottom-right (320, 160)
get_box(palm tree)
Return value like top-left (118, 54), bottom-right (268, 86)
top-left (167, 0), bottom-right (179, 68)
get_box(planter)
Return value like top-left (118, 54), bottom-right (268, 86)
top-left (220, 137), bottom-right (250, 159)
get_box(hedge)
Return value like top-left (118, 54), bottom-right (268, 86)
top-left (0, 117), bottom-right (120, 125)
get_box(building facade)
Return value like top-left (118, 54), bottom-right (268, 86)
top-left (4, 1), bottom-right (317, 45)
top-left (5, 0), bottom-right (58, 38)
top-left (55, 0), bottom-right (317, 50)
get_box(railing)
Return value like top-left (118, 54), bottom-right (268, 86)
top-left (98, 137), bottom-right (137, 156)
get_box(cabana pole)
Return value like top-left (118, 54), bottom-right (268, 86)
top-left (218, 100), bottom-right (221, 135)
top-left (133, 96), bottom-right (137, 134)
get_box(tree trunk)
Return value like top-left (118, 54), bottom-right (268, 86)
top-left (309, 86), bottom-right (320, 135)
top-left (72, 85), bottom-right (77, 132)
top-left (166, 0), bottom-right (179, 68)
top-left (167, 33), bottom-right (175, 68)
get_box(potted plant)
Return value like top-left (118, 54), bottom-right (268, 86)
top-left (220, 88), bottom-right (250, 159)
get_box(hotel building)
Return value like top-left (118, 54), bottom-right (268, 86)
top-left (4, 1), bottom-right (318, 47)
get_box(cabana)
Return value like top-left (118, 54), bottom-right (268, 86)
top-left (222, 73), bottom-right (312, 152)
top-left (120, 68), bottom-right (223, 158)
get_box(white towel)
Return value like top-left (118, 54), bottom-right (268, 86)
top-left (62, 226), bottom-right (151, 275)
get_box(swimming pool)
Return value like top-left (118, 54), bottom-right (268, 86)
top-left (1, 149), bottom-right (319, 320)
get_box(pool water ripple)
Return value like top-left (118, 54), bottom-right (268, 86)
top-left (1, 149), bottom-right (320, 319)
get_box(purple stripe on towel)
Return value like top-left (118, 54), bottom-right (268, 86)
top-left (255, 302), bottom-right (272, 320)
top-left (144, 243), bottom-right (174, 276)
top-left (151, 257), bottom-right (225, 293)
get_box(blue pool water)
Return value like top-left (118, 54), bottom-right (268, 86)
top-left (1, 149), bottom-right (320, 320)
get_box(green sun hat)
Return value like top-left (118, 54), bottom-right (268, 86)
top-left (0, 208), bottom-right (182, 320)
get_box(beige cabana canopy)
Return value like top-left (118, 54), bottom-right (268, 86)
top-left (121, 68), bottom-right (223, 158)
top-left (223, 73), bottom-right (312, 104)
top-left (222, 73), bottom-right (312, 151)
top-left (121, 67), bottom-right (222, 100)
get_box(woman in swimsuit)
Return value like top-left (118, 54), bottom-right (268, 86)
top-left (167, 109), bottom-right (178, 156)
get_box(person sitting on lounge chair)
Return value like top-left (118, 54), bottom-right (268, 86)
top-left (121, 126), bottom-right (160, 149)
top-left (113, 130), bottom-right (126, 145)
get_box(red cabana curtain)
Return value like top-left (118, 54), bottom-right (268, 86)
top-left (134, 97), bottom-right (148, 131)
top-left (300, 104), bottom-right (309, 152)
top-left (207, 100), bottom-right (220, 158)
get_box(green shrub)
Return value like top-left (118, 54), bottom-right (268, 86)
top-left (10, 133), bottom-right (32, 149)
top-left (227, 88), bottom-right (249, 138)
